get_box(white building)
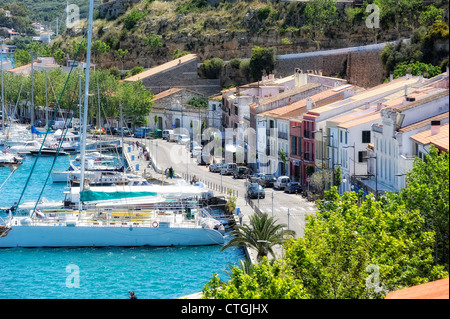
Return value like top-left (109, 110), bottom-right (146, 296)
top-left (366, 76), bottom-right (449, 194)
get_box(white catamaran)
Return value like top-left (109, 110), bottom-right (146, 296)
top-left (0, 1), bottom-right (224, 248)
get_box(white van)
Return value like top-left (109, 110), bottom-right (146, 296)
top-left (274, 176), bottom-right (291, 190)
top-left (220, 163), bottom-right (237, 175)
top-left (162, 129), bottom-right (173, 140)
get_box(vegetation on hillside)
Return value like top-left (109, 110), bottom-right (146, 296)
top-left (381, 20), bottom-right (449, 80)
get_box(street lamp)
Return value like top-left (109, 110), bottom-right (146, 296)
top-left (364, 155), bottom-right (378, 198)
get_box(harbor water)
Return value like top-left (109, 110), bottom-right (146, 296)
top-left (0, 155), bottom-right (245, 299)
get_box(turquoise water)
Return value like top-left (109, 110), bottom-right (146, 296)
top-left (0, 155), bottom-right (245, 299)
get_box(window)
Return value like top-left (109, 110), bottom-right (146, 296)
top-left (358, 151), bottom-right (368, 163)
top-left (345, 131), bottom-right (348, 144)
top-left (340, 131), bottom-right (343, 143)
top-left (362, 131), bottom-right (371, 143)
top-left (298, 137), bottom-right (301, 155)
top-left (291, 136), bottom-right (297, 156)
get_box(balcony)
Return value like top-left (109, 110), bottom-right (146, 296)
top-left (278, 132), bottom-right (288, 140)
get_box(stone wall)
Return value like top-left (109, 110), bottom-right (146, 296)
top-left (139, 58), bottom-right (222, 97)
top-left (98, 0), bottom-right (141, 20)
top-left (274, 44), bottom-right (386, 88)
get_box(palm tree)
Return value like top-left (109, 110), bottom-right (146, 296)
top-left (221, 213), bottom-right (295, 261)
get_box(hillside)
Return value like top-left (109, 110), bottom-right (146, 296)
top-left (0, 0), bottom-right (101, 25)
top-left (50, 0), bottom-right (448, 72)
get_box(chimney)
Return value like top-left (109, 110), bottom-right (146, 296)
top-left (306, 98), bottom-right (312, 110)
top-left (363, 102), bottom-right (370, 110)
top-left (376, 102), bottom-right (383, 111)
top-left (294, 68), bottom-right (301, 87)
top-left (390, 73), bottom-right (393, 82)
top-left (404, 85), bottom-right (408, 96)
top-left (431, 120), bottom-right (441, 136)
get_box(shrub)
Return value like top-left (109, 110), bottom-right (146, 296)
top-left (130, 66), bottom-right (145, 76)
top-left (123, 10), bottom-right (145, 30)
top-left (229, 58), bottom-right (241, 69)
top-left (200, 57), bottom-right (224, 79)
top-left (393, 61), bottom-right (442, 79)
top-left (257, 6), bottom-right (271, 21)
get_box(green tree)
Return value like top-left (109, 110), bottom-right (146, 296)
top-left (53, 48), bottom-right (66, 66)
top-left (400, 146), bottom-right (449, 270)
top-left (115, 48), bottom-right (129, 70)
top-left (393, 61), bottom-right (442, 79)
top-left (14, 49), bottom-right (31, 67)
top-left (203, 258), bottom-right (308, 299)
top-left (118, 80), bottom-right (153, 128)
top-left (123, 10), bottom-right (145, 30)
top-left (285, 188), bottom-right (447, 299)
top-left (145, 35), bottom-right (162, 51)
top-left (200, 58), bottom-right (223, 79)
top-left (419, 5), bottom-right (445, 27)
top-left (249, 46), bottom-right (276, 82)
top-left (130, 66), bottom-right (145, 76)
top-left (334, 165), bottom-right (342, 188)
top-left (303, 0), bottom-right (338, 50)
top-left (279, 148), bottom-right (287, 175)
top-left (92, 40), bottom-right (110, 64)
top-left (221, 213), bottom-right (295, 261)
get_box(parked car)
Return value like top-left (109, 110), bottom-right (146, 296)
top-left (177, 134), bottom-right (190, 145)
top-left (220, 163), bottom-right (237, 175)
top-left (168, 132), bottom-right (178, 142)
top-left (284, 182), bottom-right (303, 194)
top-left (233, 166), bottom-right (248, 179)
top-left (89, 125), bottom-right (105, 135)
top-left (259, 174), bottom-right (276, 188)
top-left (162, 129), bottom-right (173, 140)
top-left (197, 152), bottom-right (211, 165)
top-left (209, 163), bottom-right (224, 172)
top-left (191, 145), bottom-right (202, 158)
top-left (274, 176), bottom-right (291, 190)
top-left (134, 127), bottom-right (152, 138)
top-left (249, 173), bottom-right (264, 183)
top-left (188, 140), bottom-right (201, 151)
top-left (246, 183), bottom-right (265, 199)
top-left (117, 127), bottom-right (133, 136)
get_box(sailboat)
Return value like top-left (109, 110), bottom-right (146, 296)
top-left (0, 1), bottom-right (224, 247)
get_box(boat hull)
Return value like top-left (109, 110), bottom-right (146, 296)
top-left (0, 224), bottom-right (224, 248)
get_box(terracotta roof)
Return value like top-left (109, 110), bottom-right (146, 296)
top-left (398, 112), bottom-right (449, 133)
top-left (385, 278), bottom-right (449, 299)
top-left (259, 86), bottom-right (349, 119)
top-left (8, 63), bottom-right (31, 73)
top-left (259, 83), bottom-right (320, 106)
top-left (124, 54), bottom-right (197, 82)
top-left (151, 88), bottom-right (183, 102)
top-left (337, 112), bottom-right (381, 129)
top-left (310, 76), bottom-right (418, 116)
top-left (410, 122), bottom-right (449, 151)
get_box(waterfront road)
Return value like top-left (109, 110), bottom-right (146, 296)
top-left (136, 138), bottom-right (317, 238)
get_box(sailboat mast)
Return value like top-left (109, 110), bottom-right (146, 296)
top-left (1, 39), bottom-right (4, 136)
top-left (78, 0), bottom-right (95, 213)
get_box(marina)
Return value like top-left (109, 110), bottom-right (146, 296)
top-left (0, 141), bottom-right (244, 298)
